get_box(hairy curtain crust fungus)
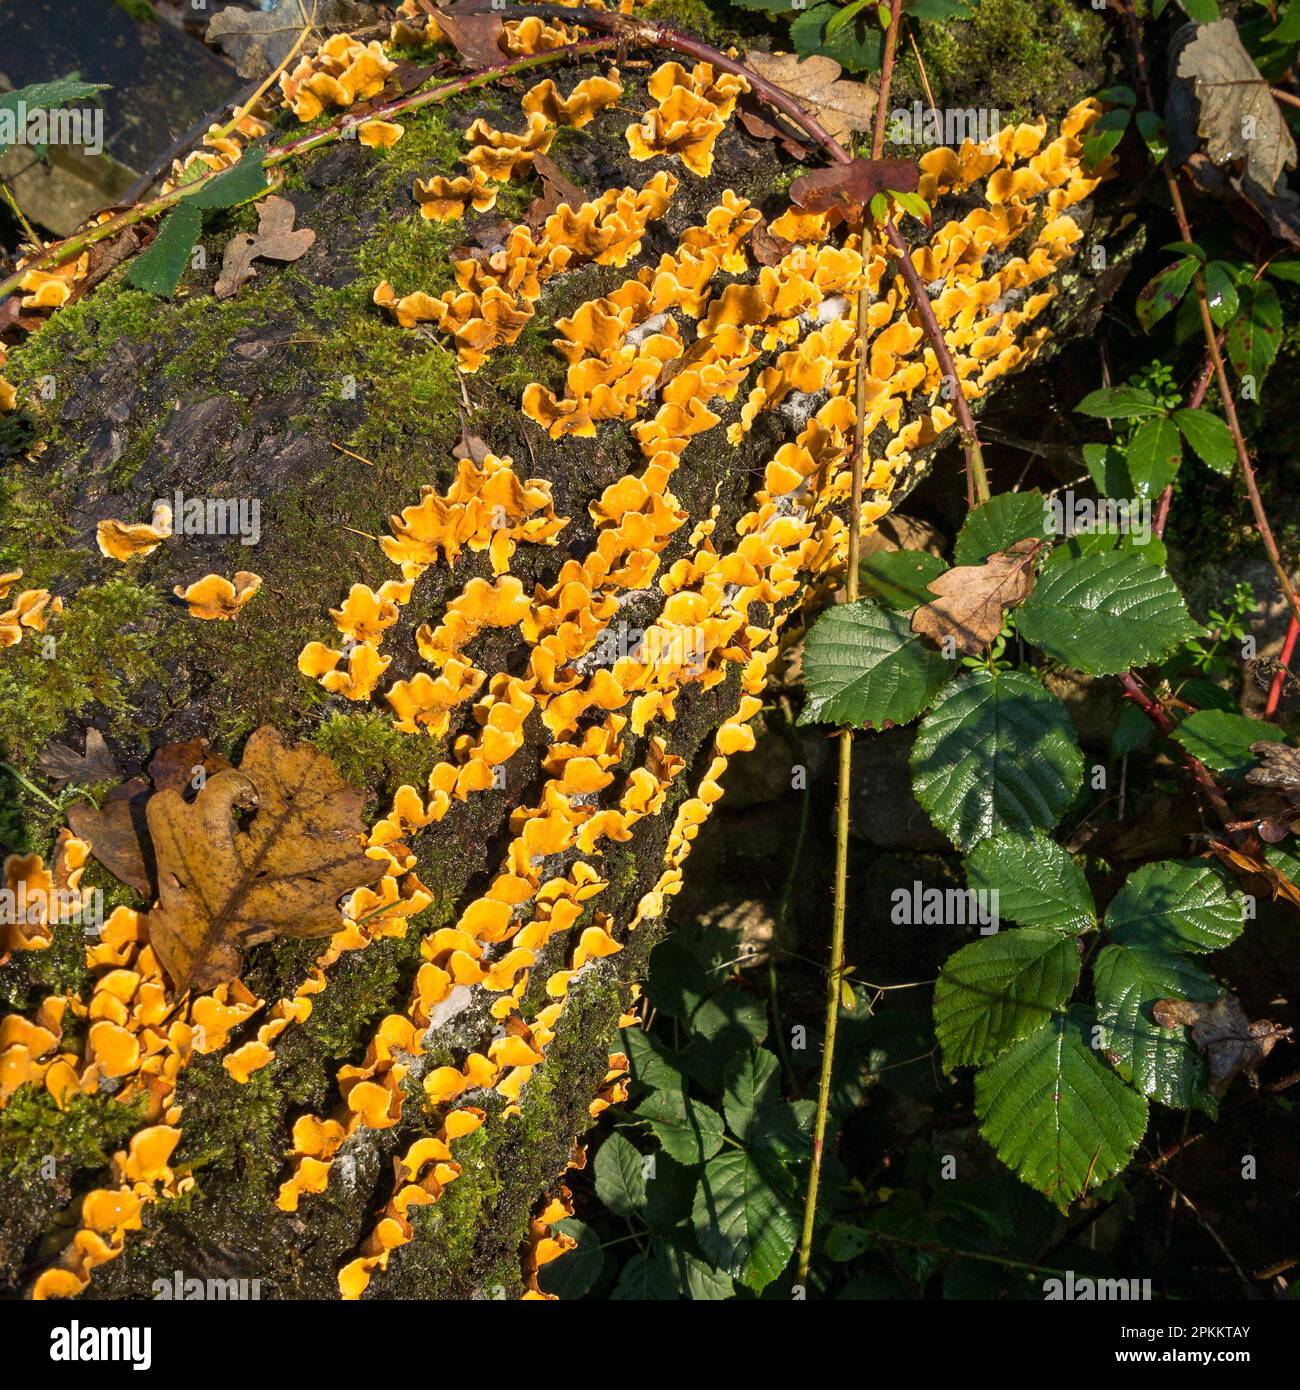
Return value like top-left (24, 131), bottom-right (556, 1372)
top-left (172, 571), bottom-right (262, 620)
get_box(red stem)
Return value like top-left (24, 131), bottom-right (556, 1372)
top-left (1266, 615), bottom-right (1298, 718)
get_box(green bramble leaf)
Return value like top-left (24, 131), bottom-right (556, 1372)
top-left (692, 1148), bottom-right (798, 1292)
top-left (1170, 709), bottom-right (1288, 777)
top-left (125, 203), bottom-right (203, 298)
top-left (1015, 550), bottom-right (1201, 676)
top-left (859, 549), bottom-right (948, 610)
top-left (910, 671), bottom-right (1084, 849)
top-left (934, 929), bottom-right (1081, 1069)
top-left (964, 832), bottom-right (1096, 933)
top-left (537, 1219), bottom-right (604, 1298)
top-left (1204, 261), bottom-right (1239, 327)
top-left (1104, 860), bottom-right (1245, 954)
top-left (1124, 416), bottom-right (1183, 499)
top-left (1074, 385), bottom-right (1164, 420)
top-left (953, 489), bottom-right (1050, 566)
top-left (974, 1012), bottom-right (1148, 1208)
top-left (1227, 282), bottom-right (1282, 389)
top-left (636, 1088), bottom-right (726, 1165)
top-left (798, 600), bottom-right (953, 728)
top-left (1136, 257), bottom-right (1199, 332)
top-left (1172, 407), bottom-right (1235, 474)
top-left (1094, 944), bottom-right (1219, 1110)
top-left (594, 1133), bottom-right (648, 1217)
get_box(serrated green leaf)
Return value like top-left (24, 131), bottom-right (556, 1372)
top-left (964, 832), bottom-right (1096, 932)
top-left (1082, 108), bottom-right (1129, 169)
top-left (791, 2), bottom-right (883, 70)
top-left (722, 1047), bottom-right (781, 1141)
top-left (0, 77), bottom-right (108, 156)
top-left (953, 490), bottom-right (1050, 566)
top-left (1227, 282), bottom-right (1282, 389)
top-left (974, 1013), bottom-right (1148, 1208)
top-left (1074, 385), bottom-right (1164, 420)
top-left (1125, 416), bottom-right (1183, 499)
top-left (125, 203), bottom-right (203, 298)
top-left (826, 0), bottom-right (874, 36)
top-left (594, 1132), bottom-right (648, 1216)
top-left (643, 1150), bottom-right (697, 1233)
top-left (612, 1249), bottom-right (678, 1299)
top-left (186, 143), bottom-right (270, 209)
top-left (1136, 257), bottom-right (1199, 332)
top-left (1268, 0), bottom-right (1300, 44)
top-left (1094, 944), bottom-right (1219, 1109)
top-left (1015, 550), bottom-right (1201, 676)
top-left (798, 600), bottom-right (952, 728)
top-left (1179, 0), bottom-right (1219, 20)
top-left (1104, 860), bottom-right (1244, 954)
top-left (1172, 407), bottom-right (1236, 474)
top-left (859, 549), bottom-right (948, 609)
top-left (910, 671), bottom-right (1084, 849)
top-left (1171, 710), bottom-right (1288, 777)
top-left (637, 1089), bottom-right (725, 1164)
top-left (1204, 261), bottom-right (1240, 327)
top-left (935, 929), bottom-right (1081, 1069)
top-left (1135, 109), bottom-right (1168, 162)
top-left (668, 1244), bottom-right (735, 1299)
top-left (619, 1025), bottom-right (684, 1092)
top-left (692, 1149), bottom-right (798, 1291)
top-left (1083, 442), bottom-right (1135, 499)
top-left (537, 1219), bottom-right (604, 1298)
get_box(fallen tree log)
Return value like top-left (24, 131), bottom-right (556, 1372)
top-left (0, 15), bottom-right (1129, 1299)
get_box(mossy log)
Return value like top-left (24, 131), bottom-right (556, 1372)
top-left (0, 29), bottom-right (1124, 1300)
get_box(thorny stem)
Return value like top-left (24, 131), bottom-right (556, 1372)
top-left (1113, 0), bottom-right (1300, 630)
top-left (1265, 614), bottom-right (1298, 718)
top-left (798, 0), bottom-right (907, 1288)
top-left (1118, 673), bottom-right (1234, 825)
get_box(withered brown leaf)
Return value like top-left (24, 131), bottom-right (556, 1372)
top-left (37, 728), bottom-right (119, 790)
top-left (1246, 740), bottom-right (1300, 793)
top-left (214, 196), bottom-right (316, 300)
top-left (67, 777), bottom-right (154, 897)
top-left (145, 726), bottom-right (382, 994)
top-left (911, 541), bottom-right (1039, 656)
top-left (525, 153), bottom-right (589, 231)
top-left (744, 53), bottom-right (876, 145)
top-left (790, 157), bottom-right (919, 213)
top-left (1153, 993), bottom-right (1292, 1096)
top-left (148, 737), bottom-right (233, 798)
top-left (435, 6), bottom-right (505, 69)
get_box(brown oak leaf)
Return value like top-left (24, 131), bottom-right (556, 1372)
top-left (148, 737), bottom-right (233, 798)
top-left (144, 726), bottom-right (382, 994)
top-left (744, 53), bottom-right (876, 145)
top-left (525, 153), bottom-right (589, 231)
top-left (911, 541), bottom-right (1040, 656)
top-left (1153, 994), bottom-right (1292, 1096)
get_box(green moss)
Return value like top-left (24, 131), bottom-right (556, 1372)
top-left (0, 575), bottom-right (169, 766)
top-left (114, 0), bottom-right (158, 19)
top-left (904, 0), bottom-right (1109, 124)
top-left (0, 1088), bottom-right (148, 1179)
top-left (309, 709), bottom-right (440, 810)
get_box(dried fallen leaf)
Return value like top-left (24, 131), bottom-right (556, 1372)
top-left (145, 726), bottom-right (383, 994)
top-left (790, 156), bottom-right (918, 213)
top-left (67, 777), bottom-right (154, 898)
top-left (1246, 740), bottom-right (1300, 793)
top-left (911, 541), bottom-right (1039, 656)
top-left (736, 96), bottom-right (814, 159)
top-left (525, 153), bottom-right (589, 231)
top-left (1175, 20), bottom-right (1296, 194)
top-left (1207, 840), bottom-right (1300, 910)
top-left (1153, 993), bottom-right (1291, 1096)
top-left (453, 417), bottom-right (491, 464)
top-left (215, 196), bottom-right (316, 300)
top-left (435, 6), bottom-right (505, 69)
top-left (37, 728), bottom-right (119, 790)
top-left (207, 0), bottom-right (376, 78)
top-left (148, 738), bottom-right (233, 799)
top-left (748, 218), bottom-right (796, 267)
top-left (744, 53), bottom-right (876, 145)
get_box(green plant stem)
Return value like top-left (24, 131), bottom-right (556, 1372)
top-left (0, 761), bottom-right (61, 811)
top-left (0, 180), bottom-right (39, 250)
